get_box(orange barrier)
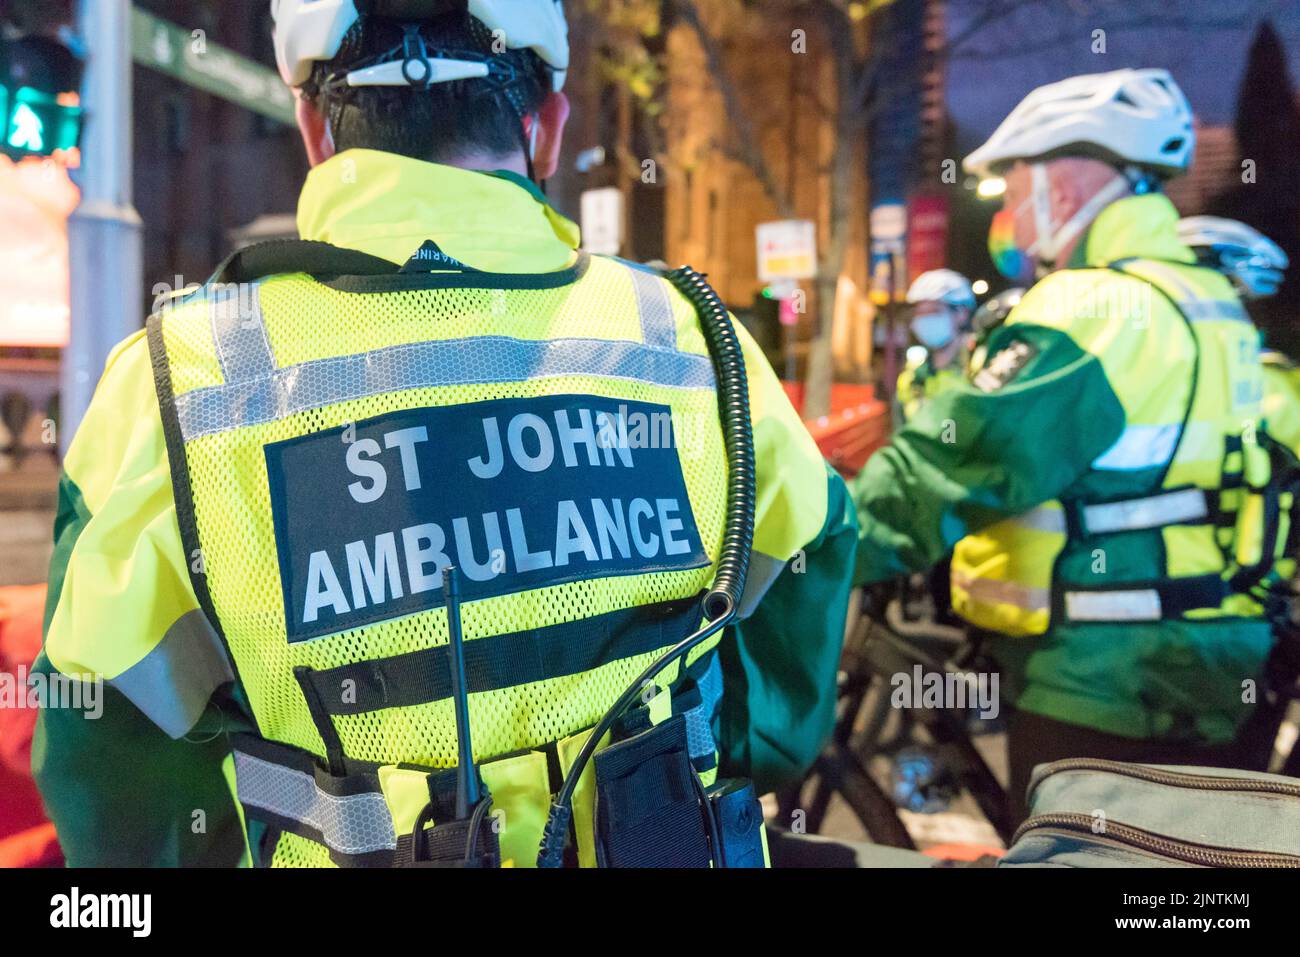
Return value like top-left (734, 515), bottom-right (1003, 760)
top-left (0, 585), bottom-right (44, 783)
top-left (0, 583), bottom-right (62, 866)
top-left (0, 822), bottom-right (60, 869)
top-left (782, 383), bottom-right (891, 478)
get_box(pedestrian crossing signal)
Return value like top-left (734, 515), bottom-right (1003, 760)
top-left (0, 85), bottom-right (81, 160)
top-left (8, 103), bottom-right (42, 151)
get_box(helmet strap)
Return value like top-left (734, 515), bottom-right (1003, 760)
top-left (513, 111), bottom-right (537, 184)
top-left (314, 16), bottom-right (547, 188)
top-left (399, 24), bottom-right (433, 90)
top-left (1026, 162), bottom-right (1130, 266)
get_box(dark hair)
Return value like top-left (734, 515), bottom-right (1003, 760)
top-left (300, 12), bottom-right (550, 163)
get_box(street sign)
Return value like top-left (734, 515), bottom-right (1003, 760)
top-left (907, 193), bottom-right (949, 282)
top-left (130, 8), bottom-right (295, 126)
top-left (869, 202), bottom-right (908, 304)
top-left (580, 187), bottom-right (623, 256)
top-left (757, 219), bottom-right (817, 282)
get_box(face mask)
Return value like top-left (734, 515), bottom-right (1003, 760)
top-left (988, 207), bottom-right (1036, 283)
top-left (911, 310), bottom-right (956, 350)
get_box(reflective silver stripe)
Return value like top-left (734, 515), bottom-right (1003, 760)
top-left (1180, 299), bottom-right (1250, 324)
top-left (625, 264), bottom-right (678, 350)
top-left (1133, 258), bottom-right (1198, 300)
top-left (1010, 505), bottom-right (1067, 534)
top-left (175, 334), bottom-right (717, 440)
top-left (210, 281), bottom-right (274, 382)
top-left (1126, 260), bottom-right (1250, 324)
top-left (1064, 588), bottom-right (1162, 622)
top-left (1091, 423), bottom-right (1181, 471)
top-left (681, 653), bottom-right (723, 760)
top-left (108, 609), bottom-right (233, 739)
top-left (951, 571), bottom-right (1050, 612)
top-left (735, 549), bottom-right (786, 621)
top-left (233, 750), bottom-right (397, 856)
top-left (1082, 487), bottom-right (1208, 535)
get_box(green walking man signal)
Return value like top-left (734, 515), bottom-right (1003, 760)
top-left (0, 85), bottom-right (81, 160)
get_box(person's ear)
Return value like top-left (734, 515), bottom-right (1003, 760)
top-left (529, 90), bottom-right (570, 180)
top-left (296, 96), bottom-right (335, 167)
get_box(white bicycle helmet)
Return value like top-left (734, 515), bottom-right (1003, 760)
top-left (1178, 215), bottom-right (1289, 300)
top-left (271, 0), bottom-right (569, 91)
top-left (906, 269), bottom-right (976, 312)
top-left (964, 68), bottom-right (1194, 179)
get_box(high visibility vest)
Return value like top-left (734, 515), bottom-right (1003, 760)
top-left (1262, 351), bottom-right (1300, 458)
top-left (896, 354), bottom-right (964, 424)
top-left (147, 243), bottom-right (733, 867)
top-left (951, 258), bottom-right (1291, 637)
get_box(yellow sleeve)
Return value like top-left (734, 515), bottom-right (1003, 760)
top-left (44, 329), bottom-right (231, 738)
top-left (34, 329), bottom-right (247, 866)
top-left (736, 320), bottom-right (829, 563)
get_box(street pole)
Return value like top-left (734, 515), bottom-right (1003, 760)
top-left (63, 0), bottom-right (142, 453)
top-left (883, 255), bottom-right (898, 404)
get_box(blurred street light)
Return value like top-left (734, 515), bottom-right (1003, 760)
top-left (574, 145), bottom-right (606, 173)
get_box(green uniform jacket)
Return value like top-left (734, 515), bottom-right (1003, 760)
top-left (894, 350), bottom-right (966, 426)
top-left (33, 152), bottom-right (857, 866)
top-left (851, 194), bottom-right (1273, 743)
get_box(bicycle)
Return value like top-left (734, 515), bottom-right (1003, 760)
top-left (777, 579), bottom-right (1014, 849)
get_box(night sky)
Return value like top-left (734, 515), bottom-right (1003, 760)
top-left (945, 0), bottom-right (1300, 151)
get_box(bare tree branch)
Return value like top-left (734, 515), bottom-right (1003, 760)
top-left (670, 0), bottom-right (796, 217)
top-left (942, 0), bottom-right (1047, 59)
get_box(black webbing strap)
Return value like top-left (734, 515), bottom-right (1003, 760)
top-left (1156, 574), bottom-right (1233, 616)
top-left (205, 237), bottom-right (590, 293)
top-left (208, 239), bottom-right (401, 285)
top-left (145, 312), bottom-right (263, 737)
top-left (1106, 258), bottom-right (1199, 491)
top-left (292, 666), bottom-right (348, 775)
top-left (300, 592), bottom-right (705, 717)
top-left (1061, 573), bottom-right (1231, 622)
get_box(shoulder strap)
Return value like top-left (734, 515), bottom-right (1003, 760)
top-left (208, 239), bottom-right (401, 285)
top-left (1105, 257), bottom-right (1202, 488)
top-left (206, 238), bottom-right (592, 293)
top-left (1109, 257), bottom-right (1251, 325)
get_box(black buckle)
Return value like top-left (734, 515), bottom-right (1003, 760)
top-left (400, 24), bottom-right (433, 90)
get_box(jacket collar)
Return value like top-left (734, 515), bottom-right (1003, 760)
top-left (1077, 192), bottom-right (1195, 268)
top-left (296, 149), bottom-right (581, 273)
